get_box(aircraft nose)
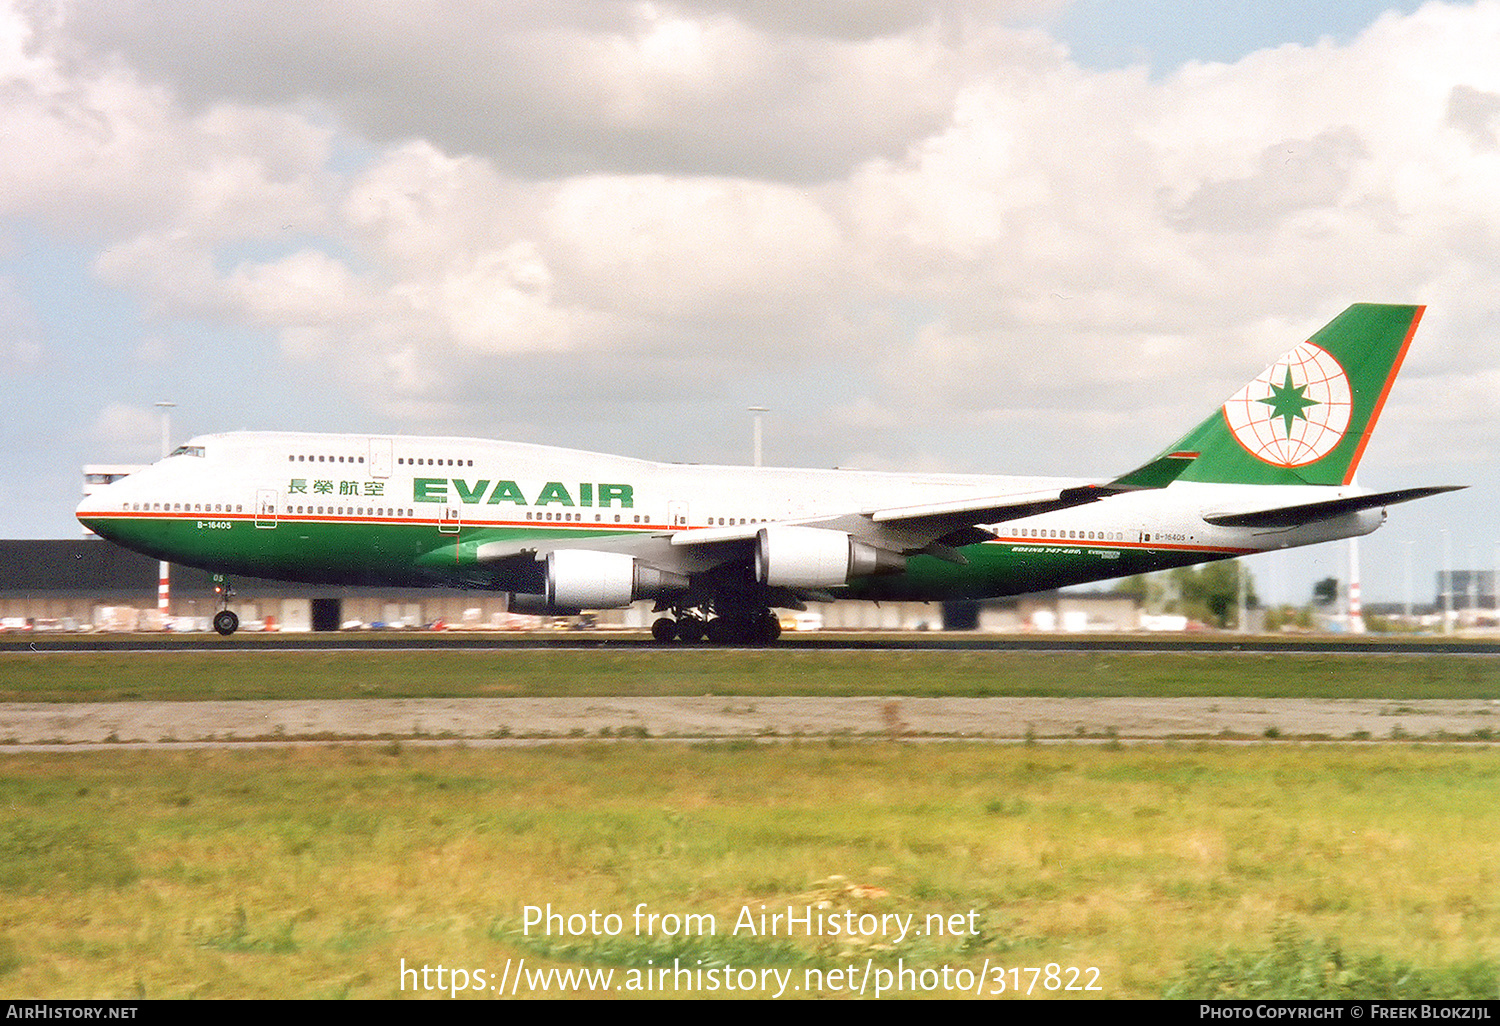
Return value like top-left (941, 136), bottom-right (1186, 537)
top-left (76, 494), bottom-right (112, 537)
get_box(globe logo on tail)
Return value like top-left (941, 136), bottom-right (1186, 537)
top-left (1222, 341), bottom-right (1352, 467)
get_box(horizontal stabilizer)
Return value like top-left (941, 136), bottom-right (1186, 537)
top-left (1203, 486), bottom-right (1465, 529)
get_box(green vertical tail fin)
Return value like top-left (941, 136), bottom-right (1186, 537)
top-left (1157, 303), bottom-right (1424, 486)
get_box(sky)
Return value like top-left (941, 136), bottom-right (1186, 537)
top-left (2, 0), bottom-right (1496, 608)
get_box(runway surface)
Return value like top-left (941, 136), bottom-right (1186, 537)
top-left (5, 631), bottom-right (1496, 749)
top-left (5, 630), bottom-right (1499, 655)
top-left (4, 695), bottom-right (1498, 748)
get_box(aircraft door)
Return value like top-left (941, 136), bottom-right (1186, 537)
top-left (439, 505), bottom-right (461, 534)
top-left (669, 500), bottom-right (689, 528)
top-left (255, 489), bottom-right (278, 529)
top-left (369, 437), bottom-right (393, 479)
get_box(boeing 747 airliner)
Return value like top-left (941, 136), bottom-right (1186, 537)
top-left (77, 304), bottom-right (1461, 642)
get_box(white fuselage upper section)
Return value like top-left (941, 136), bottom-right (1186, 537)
top-left (77, 430), bottom-right (1384, 569)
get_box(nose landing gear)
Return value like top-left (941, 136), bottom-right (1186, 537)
top-left (212, 574), bottom-right (239, 636)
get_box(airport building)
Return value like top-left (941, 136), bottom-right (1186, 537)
top-left (0, 539), bottom-right (519, 632)
top-left (22, 536), bottom-right (1488, 634)
top-left (0, 538), bottom-right (1148, 633)
top-left (1438, 571), bottom-right (1497, 611)
top-left (1435, 570), bottom-right (1498, 628)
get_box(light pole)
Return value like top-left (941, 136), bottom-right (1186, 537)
top-left (1400, 539), bottom-right (1415, 624)
top-left (1347, 536), bottom-right (1364, 634)
top-left (154, 401), bottom-right (175, 628)
top-left (1469, 545), bottom-right (1479, 628)
top-left (1442, 528), bottom-right (1452, 635)
top-left (748, 407), bottom-right (768, 467)
top-left (155, 400), bottom-right (175, 460)
top-left (1237, 558), bottom-right (1248, 634)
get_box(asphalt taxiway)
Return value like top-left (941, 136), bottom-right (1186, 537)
top-left (6, 631), bottom-right (1495, 750)
top-left (4, 695), bottom-right (1499, 749)
top-left (4, 631), bottom-right (1498, 655)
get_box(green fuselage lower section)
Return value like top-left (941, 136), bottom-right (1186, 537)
top-left (91, 510), bottom-right (1230, 601)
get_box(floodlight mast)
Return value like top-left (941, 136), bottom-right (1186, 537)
top-left (748, 406), bottom-right (768, 468)
top-left (154, 401), bottom-right (175, 627)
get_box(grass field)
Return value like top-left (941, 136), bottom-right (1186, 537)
top-left (2, 741), bottom-right (1499, 999)
top-left (2, 648), bottom-right (1498, 702)
top-left (2, 648), bottom-right (1498, 999)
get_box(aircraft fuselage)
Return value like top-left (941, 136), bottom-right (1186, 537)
top-left (77, 430), bottom-right (1380, 601)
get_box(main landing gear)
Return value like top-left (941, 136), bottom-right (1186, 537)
top-left (652, 606), bottom-right (782, 645)
top-left (212, 574), bottom-right (239, 636)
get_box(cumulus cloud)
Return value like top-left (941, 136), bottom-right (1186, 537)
top-left (57, 0), bottom-right (1031, 182)
top-left (544, 175), bottom-right (844, 325)
top-left (3, 0), bottom-right (1500, 478)
top-left (1447, 84), bottom-right (1500, 148)
top-left (1165, 128), bottom-right (1369, 233)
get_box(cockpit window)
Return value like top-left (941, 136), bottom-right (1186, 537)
top-left (168, 445), bottom-right (206, 458)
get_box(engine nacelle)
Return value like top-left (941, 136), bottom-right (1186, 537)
top-left (545, 549), bottom-right (689, 609)
top-left (755, 526), bottom-right (904, 589)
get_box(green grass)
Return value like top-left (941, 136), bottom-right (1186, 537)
top-left (4, 646), bottom-right (1497, 998)
top-left (1, 649), bottom-right (1497, 701)
top-left (1164, 923), bottom-right (1500, 999)
top-left (1, 743), bottom-right (1498, 998)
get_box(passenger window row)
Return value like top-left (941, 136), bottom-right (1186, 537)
top-left (288, 454), bottom-right (365, 464)
top-left (525, 512), bottom-right (642, 523)
top-left (285, 506), bottom-right (414, 517)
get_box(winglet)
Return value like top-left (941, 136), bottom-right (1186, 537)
top-left (1048, 451), bottom-right (1196, 509)
top-left (1106, 451), bottom-right (1199, 492)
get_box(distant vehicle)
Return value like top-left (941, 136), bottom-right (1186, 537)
top-left (77, 305), bottom-right (1461, 644)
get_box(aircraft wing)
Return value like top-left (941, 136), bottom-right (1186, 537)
top-left (862, 450), bottom-right (1199, 551)
top-left (668, 451), bottom-right (1199, 555)
top-left (1202, 485), bottom-right (1466, 529)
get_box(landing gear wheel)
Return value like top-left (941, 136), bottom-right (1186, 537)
top-left (651, 617), bottom-right (678, 643)
top-left (706, 612), bottom-right (772, 645)
top-left (756, 610), bottom-right (782, 644)
top-left (213, 610), bottom-right (240, 636)
top-left (676, 616), bottom-right (707, 643)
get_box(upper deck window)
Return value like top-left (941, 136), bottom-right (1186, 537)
top-left (168, 445), bottom-right (205, 458)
